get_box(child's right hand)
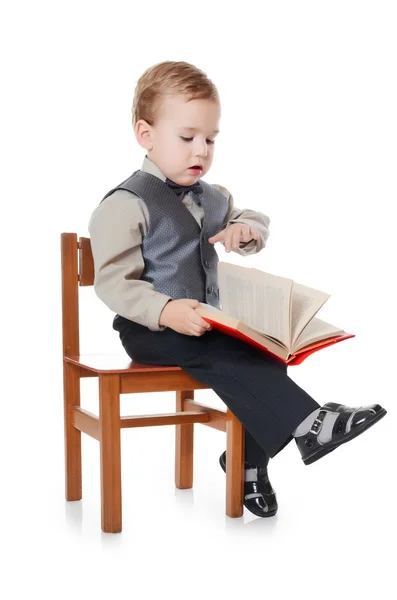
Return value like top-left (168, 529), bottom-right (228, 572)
top-left (159, 299), bottom-right (212, 336)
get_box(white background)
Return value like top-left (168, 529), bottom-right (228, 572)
top-left (2, 0), bottom-right (396, 598)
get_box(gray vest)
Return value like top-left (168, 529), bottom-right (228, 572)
top-left (101, 170), bottom-right (229, 308)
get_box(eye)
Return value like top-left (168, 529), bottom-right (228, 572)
top-left (180, 137), bottom-right (215, 145)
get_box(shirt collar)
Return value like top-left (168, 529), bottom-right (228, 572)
top-left (141, 155), bottom-right (167, 182)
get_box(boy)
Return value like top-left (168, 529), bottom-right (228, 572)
top-left (88, 60), bottom-right (387, 518)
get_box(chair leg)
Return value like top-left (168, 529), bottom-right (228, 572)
top-left (63, 361), bottom-right (82, 501)
top-left (99, 374), bottom-right (122, 533)
top-left (175, 390), bottom-right (194, 489)
top-left (225, 410), bottom-right (244, 518)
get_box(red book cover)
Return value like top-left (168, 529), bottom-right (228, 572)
top-left (200, 316), bottom-right (355, 366)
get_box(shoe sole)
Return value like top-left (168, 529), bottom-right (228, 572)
top-left (302, 407), bottom-right (387, 465)
top-left (218, 455), bottom-right (278, 517)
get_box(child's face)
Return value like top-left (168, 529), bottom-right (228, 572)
top-left (136, 93), bottom-right (221, 185)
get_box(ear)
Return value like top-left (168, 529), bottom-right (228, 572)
top-left (135, 119), bottom-right (154, 151)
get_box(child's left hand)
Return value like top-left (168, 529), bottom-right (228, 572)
top-left (208, 223), bottom-right (259, 253)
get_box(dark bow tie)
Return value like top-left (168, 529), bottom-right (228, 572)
top-left (165, 177), bottom-right (203, 203)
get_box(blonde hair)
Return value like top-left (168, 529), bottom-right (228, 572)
top-left (131, 60), bottom-right (220, 129)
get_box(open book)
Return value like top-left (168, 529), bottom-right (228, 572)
top-left (195, 262), bottom-right (355, 366)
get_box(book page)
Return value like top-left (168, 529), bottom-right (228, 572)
top-left (218, 263), bottom-right (292, 347)
top-left (290, 282), bottom-right (331, 348)
top-left (292, 316), bottom-right (346, 353)
top-left (195, 306), bottom-right (290, 361)
top-left (198, 302), bottom-right (223, 313)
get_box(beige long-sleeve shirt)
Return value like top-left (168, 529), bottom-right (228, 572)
top-left (88, 155), bottom-right (271, 331)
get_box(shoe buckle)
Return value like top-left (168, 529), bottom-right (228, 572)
top-left (309, 417), bottom-right (323, 436)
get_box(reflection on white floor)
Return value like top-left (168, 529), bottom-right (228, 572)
top-left (3, 377), bottom-right (394, 600)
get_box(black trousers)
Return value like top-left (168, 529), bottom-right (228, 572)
top-left (113, 315), bottom-right (321, 467)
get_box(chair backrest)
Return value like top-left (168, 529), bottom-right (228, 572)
top-left (61, 233), bottom-right (94, 359)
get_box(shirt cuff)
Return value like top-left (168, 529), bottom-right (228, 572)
top-left (145, 293), bottom-right (173, 331)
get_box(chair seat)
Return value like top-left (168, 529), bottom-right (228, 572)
top-left (64, 354), bottom-right (183, 374)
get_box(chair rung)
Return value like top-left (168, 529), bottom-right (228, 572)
top-left (183, 399), bottom-right (228, 432)
top-left (72, 406), bottom-right (100, 440)
top-left (120, 411), bottom-right (209, 429)
top-left (72, 407), bottom-right (217, 437)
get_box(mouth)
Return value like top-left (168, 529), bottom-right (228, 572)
top-left (189, 164), bottom-right (203, 172)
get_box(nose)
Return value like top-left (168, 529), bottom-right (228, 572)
top-left (194, 138), bottom-right (208, 159)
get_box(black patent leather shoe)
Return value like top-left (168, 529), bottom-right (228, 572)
top-left (219, 451), bottom-right (278, 517)
top-left (295, 402), bottom-right (387, 466)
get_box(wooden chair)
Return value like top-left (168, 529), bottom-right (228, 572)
top-left (61, 232), bottom-right (245, 533)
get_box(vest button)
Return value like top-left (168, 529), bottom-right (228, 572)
top-left (207, 286), bottom-right (212, 294)
top-left (204, 260), bottom-right (210, 267)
